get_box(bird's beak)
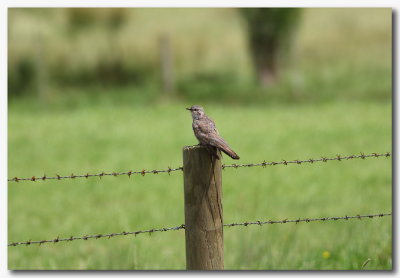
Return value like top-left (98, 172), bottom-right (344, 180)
top-left (186, 108), bottom-right (191, 111)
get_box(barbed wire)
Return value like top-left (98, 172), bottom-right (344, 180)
top-left (221, 152), bottom-right (392, 170)
top-left (223, 213), bottom-right (392, 227)
top-left (8, 166), bottom-right (184, 182)
top-left (8, 212), bottom-right (391, 247)
top-left (8, 152), bottom-right (391, 183)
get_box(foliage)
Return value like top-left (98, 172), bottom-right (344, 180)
top-left (7, 8), bottom-right (391, 102)
top-left (240, 8), bottom-right (301, 85)
top-left (67, 8), bottom-right (128, 32)
top-left (240, 8), bottom-right (300, 45)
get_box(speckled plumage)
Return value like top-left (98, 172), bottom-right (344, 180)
top-left (186, 105), bottom-right (240, 160)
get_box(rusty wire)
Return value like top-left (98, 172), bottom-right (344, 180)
top-left (7, 152), bottom-right (391, 183)
top-left (8, 213), bottom-right (391, 247)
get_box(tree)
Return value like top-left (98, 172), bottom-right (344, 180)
top-left (240, 8), bottom-right (301, 87)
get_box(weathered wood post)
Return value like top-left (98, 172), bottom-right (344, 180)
top-left (183, 145), bottom-right (224, 270)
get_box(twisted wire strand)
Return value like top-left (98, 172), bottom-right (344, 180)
top-left (8, 167), bottom-right (183, 182)
top-left (8, 213), bottom-right (391, 247)
top-left (8, 152), bottom-right (391, 182)
top-left (221, 152), bottom-right (391, 169)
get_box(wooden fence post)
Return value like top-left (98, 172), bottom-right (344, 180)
top-left (182, 145), bottom-right (224, 270)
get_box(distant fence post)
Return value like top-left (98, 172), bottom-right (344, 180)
top-left (183, 145), bottom-right (224, 270)
top-left (159, 34), bottom-right (174, 95)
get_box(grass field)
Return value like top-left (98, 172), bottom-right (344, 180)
top-left (8, 99), bottom-right (391, 270)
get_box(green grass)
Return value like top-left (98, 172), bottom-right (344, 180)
top-left (8, 99), bottom-right (391, 270)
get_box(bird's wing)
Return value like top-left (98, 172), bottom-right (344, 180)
top-left (195, 118), bottom-right (229, 149)
top-left (208, 134), bottom-right (230, 150)
top-left (193, 118), bottom-right (240, 159)
top-left (193, 120), bottom-right (214, 144)
top-left (207, 117), bottom-right (219, 135)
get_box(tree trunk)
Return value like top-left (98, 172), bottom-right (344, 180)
top-left (252, 45), bottom-right (279, 87)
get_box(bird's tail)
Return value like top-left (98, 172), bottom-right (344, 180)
top-left (213, 137), bottom-right (240, 160)
top-left (220, 146), bottom-right (240, 160)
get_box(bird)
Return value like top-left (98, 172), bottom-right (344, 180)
top-left (186, 105), bottom-right (240, 160)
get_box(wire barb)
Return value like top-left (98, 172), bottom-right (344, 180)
top-left (8, 213), bottom-right (391, 247)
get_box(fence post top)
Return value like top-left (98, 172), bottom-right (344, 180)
top-left (183, 145), bottom-right (204, 151)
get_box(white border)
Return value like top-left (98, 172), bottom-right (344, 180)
top-left (1, 0), bottom-right (399, 8)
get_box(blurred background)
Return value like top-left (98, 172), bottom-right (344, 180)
top-left (8, 8), bottom-right (391, 105)
top-left (8, 8), bottom-right (392, 270)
